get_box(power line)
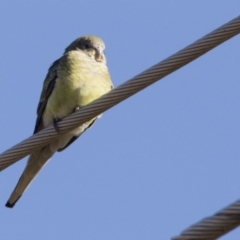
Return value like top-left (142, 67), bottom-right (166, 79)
top-left (172, 199), bottom-right (240, 239)
top-left (1, 16), bottom-right (239, 171)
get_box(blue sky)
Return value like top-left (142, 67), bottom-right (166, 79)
top-left (0, 1), bottom-right (240, 239)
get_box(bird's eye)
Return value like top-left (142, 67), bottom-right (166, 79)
top-left (85, 43), bottom-right (90, 49)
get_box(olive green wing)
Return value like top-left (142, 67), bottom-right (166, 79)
top-left (33, 59), bottom-right (60, 134)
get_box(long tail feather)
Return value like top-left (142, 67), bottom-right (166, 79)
top-left (5, 146), bottom-right (54, 208)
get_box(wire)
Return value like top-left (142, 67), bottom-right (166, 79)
top-left (0, 15), bottom-right (239, 172)
top-left (172, 199), bottom-right (240, 239)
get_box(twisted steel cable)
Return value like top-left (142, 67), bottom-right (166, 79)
top-left (172, 199), bottom-right (240, 239)
top-left (0, 15), bottom-right (239, 172)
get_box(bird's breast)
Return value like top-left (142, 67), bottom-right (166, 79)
top-left (45, 50), bottom-right (112, 121)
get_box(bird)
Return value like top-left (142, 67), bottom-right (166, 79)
top-left (5, 35), bottom-right (113, 208)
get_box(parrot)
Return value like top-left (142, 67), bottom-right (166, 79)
top-left (5, 35), bottom-right (113, 208)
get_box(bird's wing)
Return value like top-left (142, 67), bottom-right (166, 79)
top-left (33, 59), bottom-right (60, 134)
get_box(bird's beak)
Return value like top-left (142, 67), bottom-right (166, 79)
top-left (95, 47), bottom-right (104, 62)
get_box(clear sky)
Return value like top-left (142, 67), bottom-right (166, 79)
top-left (0, 1), bottom-right (239, 239)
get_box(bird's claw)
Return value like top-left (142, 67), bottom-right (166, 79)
top-left (74, 106), bottom-right (80, 112)
top-left (53, 118), bottom-right (61, 133)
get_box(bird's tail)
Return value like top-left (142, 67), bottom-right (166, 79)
top-left (5, 145), bottom-right (55, 208)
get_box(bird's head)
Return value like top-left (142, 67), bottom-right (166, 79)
top-left (65, 35), bottom-right (106, 63)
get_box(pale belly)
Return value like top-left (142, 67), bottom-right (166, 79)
top-left (43, 78), bottom-right (111, 128)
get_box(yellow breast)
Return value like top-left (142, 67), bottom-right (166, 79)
top-left (45, 50), bottom-right (112, 120)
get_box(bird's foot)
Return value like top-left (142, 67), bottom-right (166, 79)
top-left (74, 106), bottom-right (80, 112)
top-left (53, 118), bottom-right (61, 133)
